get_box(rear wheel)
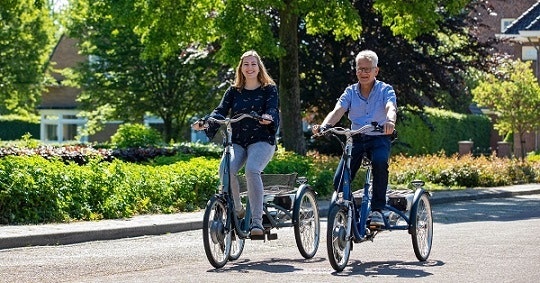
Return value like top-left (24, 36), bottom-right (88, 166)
top-left (410, 193), bottom-right (433, 261)
top-left (326, 204), bottom-right (352, 272)
top-left (202, 196), bottom-right (231, 268)
top-left (293, 189), bottom-right (320, 259)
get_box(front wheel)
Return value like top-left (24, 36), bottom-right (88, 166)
top-left (410, 193), bottom-right (433, 261)
top-left (228, 225), bottom-right (245, 261)
top-left (202, 196), bottom-right (231, 268)
top-left (326, 204), bottom-right (352, 272)
top-left (293, 189), bottom-right (320, 259)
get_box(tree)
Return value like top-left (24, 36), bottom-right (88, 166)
top-left (299, 0), bottom-right (495, 121)
top-left (125, 0), bottom-right (478, 155)
top-left (472, 59), bottom-right (540, 159)
top-left (65, 0), bottom-right (227, 142)
top-left (0, 0), bottom-right (55, 115)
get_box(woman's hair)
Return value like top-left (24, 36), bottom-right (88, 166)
top-left (355, 49), bottom-right (379, 67)
top-left (232, 50), bottom-right (276, 90)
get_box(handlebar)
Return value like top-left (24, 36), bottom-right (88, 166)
top-left (311, 122), bottom-right (383, 139)
top-left (192, 111), bottom-right (272, 129)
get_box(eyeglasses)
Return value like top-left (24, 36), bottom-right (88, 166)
top-left (356, 67), bottom-right (376, 73)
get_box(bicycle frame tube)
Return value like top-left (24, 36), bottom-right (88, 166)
top-left (357, 166), bottom-right (372, 239)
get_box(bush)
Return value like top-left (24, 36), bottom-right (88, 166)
top-left (111, 123), bottom-right (164, 148)
top-left (1, 142), bottom-right (539, 224)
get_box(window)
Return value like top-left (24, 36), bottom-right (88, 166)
top-left (501, 18), bottom-right (515, 32)
top-left (522, 46), bottom-right (538, 61)
top-left (40, 109), bottom-right (87, 143)
top-left (45, 124), bottom-right (58, 141)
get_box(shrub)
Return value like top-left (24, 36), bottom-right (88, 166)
top-left (111, 123), bottom-right (164, 148)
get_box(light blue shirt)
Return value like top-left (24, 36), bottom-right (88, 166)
top-left (337, 80), bottom-right (397, 135)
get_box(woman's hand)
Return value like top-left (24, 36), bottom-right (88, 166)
top-left (259, 114), bottom-right (273, 125)
top-left (191, 120), bottom-right (206, 131)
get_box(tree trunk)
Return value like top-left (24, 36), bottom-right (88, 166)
top-left (278, 6), bottom-right (306, 155)
top-left (519, 132), bottom-right (526, 161)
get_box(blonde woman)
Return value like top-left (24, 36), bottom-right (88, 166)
top-left (194, 50), bottom-right (279, 236)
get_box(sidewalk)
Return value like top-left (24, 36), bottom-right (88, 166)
top-left (1, 184), bottom-right (539, 249)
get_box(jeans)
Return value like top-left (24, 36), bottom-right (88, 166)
top-left (220, 142), bottom-right (275, 228)
top-left (333, 135), bottom-right (391, 211)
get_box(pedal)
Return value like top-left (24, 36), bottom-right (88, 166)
top-left (267, 233), bottom-right (278, 240)
top-left (250, 234), bottom-right (265, 240)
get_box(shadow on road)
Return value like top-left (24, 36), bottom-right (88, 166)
top-left (207, 256), bottom-right (326, 273)
top-left (433, 195), bottom-right (540, 224)
top-left (331, 259), bottom-right (444, 278)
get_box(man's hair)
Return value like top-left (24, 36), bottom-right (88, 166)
top-left (355, 50), bottom-right (378, 67)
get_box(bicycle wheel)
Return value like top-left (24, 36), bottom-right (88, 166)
top-left (202, 196), bottom-right (231, 268)
top-left (293, 189), bottom-right (320, 259)
top-left (410, 193), bottom-right (433, 261)
top-left (326, 204), bottom-right (352, 272)
top-left (228, 224), bottom-right (245, 261)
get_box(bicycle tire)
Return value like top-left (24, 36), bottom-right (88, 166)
top-left (228, 224), bottom-right (245, 261)
top-left (202, 196), bottom-right (231, 268)
top-left (326, 204), bottom-right (352, 272)
top-left (410, 193), bottom-right (433, 261)
top-left (293, 189), bottom-right (320, 259)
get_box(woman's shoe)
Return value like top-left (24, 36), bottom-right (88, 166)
top-left (250, 224), bottom-right (264, 236)
top-left (236, 207), bottom-right (245, 219)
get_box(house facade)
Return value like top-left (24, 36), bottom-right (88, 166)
top-left (472, 0), bottom-right (540, 157)
top-left (39, 35), bottom-right (160, 144)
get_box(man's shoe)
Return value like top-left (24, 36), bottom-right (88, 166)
top-left (236, 207), bottom-right (245, 219)
top-left (369, 210), bottom-right (385, 226)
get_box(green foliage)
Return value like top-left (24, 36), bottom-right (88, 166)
top-left (0, 0), bottom-right (56, 114)
top-left (264, 146), bottom-right (311, 176)
top-left (66, 0), bottom-right (225, 142)
top-left (390, 153), bottom-right (540, 189)
top-left (0, 119), bottom-right (40, 141)
top-left (0, 156), bottom-right (67, 224)
top-left (110, 123), bottom-right (164, 148)
top-left (0, 155), bottom-right (220, 224)
top-left (472, 59), bottom-right (540, 158)
top-left (374, 0), bottom-right (468, 40)
top-left (0, 143), bottom-right (539, 224)
top-left (394, 107), bottom-right (491, 155)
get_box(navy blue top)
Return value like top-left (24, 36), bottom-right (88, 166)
top-left (206, 84), bottom-right (280, 148)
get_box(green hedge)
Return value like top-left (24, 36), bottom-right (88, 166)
top-left (0, 155), bottom-right (219, 224)
top-left (0, 120), bottom-right (40, 141)
top-left (1, 146), bottom-right (538, 225)
top-left (393, 107), bottom-right (491, 155)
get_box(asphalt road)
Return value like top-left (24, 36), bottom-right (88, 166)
top-left (1, 194), bottom-right (539, 283)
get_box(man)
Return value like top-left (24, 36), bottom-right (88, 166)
top-left (312, 49), bottom-right (397, 226)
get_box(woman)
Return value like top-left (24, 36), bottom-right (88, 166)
top-left (193, 50), bottom-right (279, 236)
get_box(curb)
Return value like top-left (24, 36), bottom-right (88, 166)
top-left (1, 184), bottom-right (538, 249)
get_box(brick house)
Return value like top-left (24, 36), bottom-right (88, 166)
top-left (474, 0), bottom-right (540, 157)
top-left (39, 35), bottom-right (161, 144)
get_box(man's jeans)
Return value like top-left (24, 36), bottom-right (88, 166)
top-left (333, 135), bottom-right (391, 211)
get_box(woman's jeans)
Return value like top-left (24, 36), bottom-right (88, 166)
top-left (220, 142), bottom-right (275, 227)
top-left (333, 135), bottom-right (391, 211)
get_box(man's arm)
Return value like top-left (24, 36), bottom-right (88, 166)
top-left (384, 101), bottom-right (397, 134)
top-left (311, 105), bottom-right (347, 134)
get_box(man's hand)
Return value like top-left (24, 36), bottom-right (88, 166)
top-left (384, 121), bottom-right (395, 135)
top-left (311, 124), bottom-right (321, 134)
